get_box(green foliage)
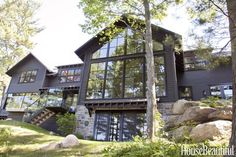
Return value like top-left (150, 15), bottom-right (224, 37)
top-left (103, 137), bottom-right (228, 157)
top-left (0, 0), bottom-right (42, 88)
top-left (103, 137), bottom-right (181, 157)
top-left (0, 128), bottom-right (11, 145)
top-left (56, 113), bottom-right (76, 136)
top-left (200, 96), bottom-right (221, 108)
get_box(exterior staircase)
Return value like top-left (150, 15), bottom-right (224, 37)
top-left (30, 108), bottom-right (55, 126)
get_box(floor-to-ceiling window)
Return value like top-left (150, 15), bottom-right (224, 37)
top-left (86, 28), bottom-right (166, 100)
top-left (94, 111), bottom-right (146, 141)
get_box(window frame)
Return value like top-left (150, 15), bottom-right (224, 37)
top-left (18, 69), bottom-right (38, 84)
top-left (59, 68), bottom-right (81, 83)
top-left (178, 86), bottom-right (193, 100)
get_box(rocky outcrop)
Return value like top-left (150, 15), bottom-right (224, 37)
top-left (172, 100), bottom-right (200, 115)
top-left (176, 106), bottom-right (216, 125)
top-left (208, 106), bottom-right (232, 121)
top-left (61, 134), bottom-right (80, 148)
top-left (190, 120), bottom-right (231, 142)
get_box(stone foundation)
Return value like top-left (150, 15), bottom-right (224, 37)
top-left (75, 102), bottom-right (175, 139)
top-left (75, 105), bottom-right (95, 139)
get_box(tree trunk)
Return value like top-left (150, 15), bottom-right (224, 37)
top-left (227, 0), bottom-right (236, 151)
top-left (143, 0), bottom-right (158, 141)
top-left (0, 85), bottom-right (6, 109)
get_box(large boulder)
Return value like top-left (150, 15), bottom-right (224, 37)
top-left (168, 126), bottom-right (192, 141)
top-left (61, 134), bottom-right (80, 148)
top-left (208, 106), bottom-right (232, 121)
top-left (172, 100), bottom-right (200, 115)
top-left (190, 120), bottom-right (231, 142)
top-left (164, 115), bottom-right (181, 130)
top-left (177, 106), bottom-right (216, 125)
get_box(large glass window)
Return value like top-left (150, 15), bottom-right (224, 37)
top-left (59, 68), bottom-right (81, 83)
top-left (104, 60), bottom-right (124, 98)
top-left (19, 70), bottom-right (37, 83)
top-left (154, 56), bottom-right (166, 96)
top-left (94, 112), bottom-right (146, 141)
top-left (184, 56), bottom-right (208, 71)
top-left (46, 88), bottom-right (63, 107)
top-left (94, 113), bottom-right (109, 141)
top-left (6, 92), bottom-right (40, 110)
top-left (124, 58), bottom-right (144, 97)
top-left (87, 63), bottom-right (106, 99)
top-left (210, 84), bottom-right (232, 99)
top-left (86, 56), bottom-right (166, 99)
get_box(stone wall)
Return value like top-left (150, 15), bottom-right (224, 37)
top-left (75, 105), bottom-right (95, 139)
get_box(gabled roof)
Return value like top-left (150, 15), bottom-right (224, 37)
top-left (6, 53), bottom-right (58, 76)
top-left (74, 17), bottom-right (182, 60)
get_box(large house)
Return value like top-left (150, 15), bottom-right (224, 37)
top-left (0, 20), bottom-right (232, 141)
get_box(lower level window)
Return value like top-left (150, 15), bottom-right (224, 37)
top-left (94, 111), bottom-right (146, 141)
top-left (210, 84), bottom-right (232, 99)
top-left (6, 92), bottom-right (40, 110)
top-left (179, 86), bottom-right (192, 100)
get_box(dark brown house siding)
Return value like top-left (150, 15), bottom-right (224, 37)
top-left (177, 64), bottom-right (232, 100)
top-left (7, 54), bottom-right (47, 93)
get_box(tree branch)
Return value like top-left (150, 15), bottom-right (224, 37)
top-left (209, 0), bottom-right (235, 25)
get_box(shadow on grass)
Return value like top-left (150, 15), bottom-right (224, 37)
top-left (0, 142), bottom-right (107, 157)
top-left (6, 134), bottom-right (58, 146)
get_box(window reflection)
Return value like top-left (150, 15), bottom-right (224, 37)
top-left (210, 84), bottom-right (232, 99)
top-left (19, 70), bottom-right (37, 83)
top-left (94, 112), bottom-right (146, 141)
top-left (86, 63), bottom-right (106, 99)
top-left (46, 88), bottom-right (63, 107)
top-left (105, 61), bottom-right (123, 98)
top-left (154, 56), bottom-right (166, 96)
top-left (6, 92), bottom-right (41, 110)
top-left (124, 58), bottom-right (144, 97)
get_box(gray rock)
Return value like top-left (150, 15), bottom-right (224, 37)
top-left (177, 106), bottom-right (216, 125)
top-left (61, 134), bottom-right (80, 148)
top-left (208, 106), bottom-right (232, 121)
top-left (164, 115), bottom-right (181, 129)
top-left (172, 100), bottom-right (200, 115)
top-left (190, 120), bottom-right (231, 142)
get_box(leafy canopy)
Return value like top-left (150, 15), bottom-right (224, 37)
top-left (0, 0), bottom-right (41, 89)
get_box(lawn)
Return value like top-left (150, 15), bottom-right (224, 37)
top-left (0, 120), bottom-right (114, 157)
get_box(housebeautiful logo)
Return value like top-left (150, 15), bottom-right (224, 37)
top-left (181, 144), bottom-right (235, 156)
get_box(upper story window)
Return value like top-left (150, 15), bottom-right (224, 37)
top-left (19, 70), bottom-right (37, 83)
top-left (59, 69), bottom-right (81, 83)
top-left (86, 56), bottom-right (166, 100)
top-left (92, 29), bottom-right (164, 59)
top-left (184, 55), bottom-right (208, 71)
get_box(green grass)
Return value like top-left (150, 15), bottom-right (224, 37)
top-left (0, 120), bottom-right (115, 157)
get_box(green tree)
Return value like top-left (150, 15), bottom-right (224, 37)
top-left (0, 0), bottom-right (41, 101)
top-left (187, 0), bottom-right (236, 150)
top-left (79, 0), bottom-right (181, 141)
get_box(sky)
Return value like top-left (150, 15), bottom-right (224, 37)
top-left (32, 0), bottom-right (192, 67)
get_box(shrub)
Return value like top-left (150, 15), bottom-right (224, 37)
top-left (0, 128), bottom-right (11, 145)
top-left (56, 113), bottom-right (76, 136)
top-left (103, 137), bottom-right (227, 157)
top-left (201, 96), bottom-right (220, 108)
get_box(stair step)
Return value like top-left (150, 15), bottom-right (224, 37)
top-left (30, 108), bottom-right (55, 125)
